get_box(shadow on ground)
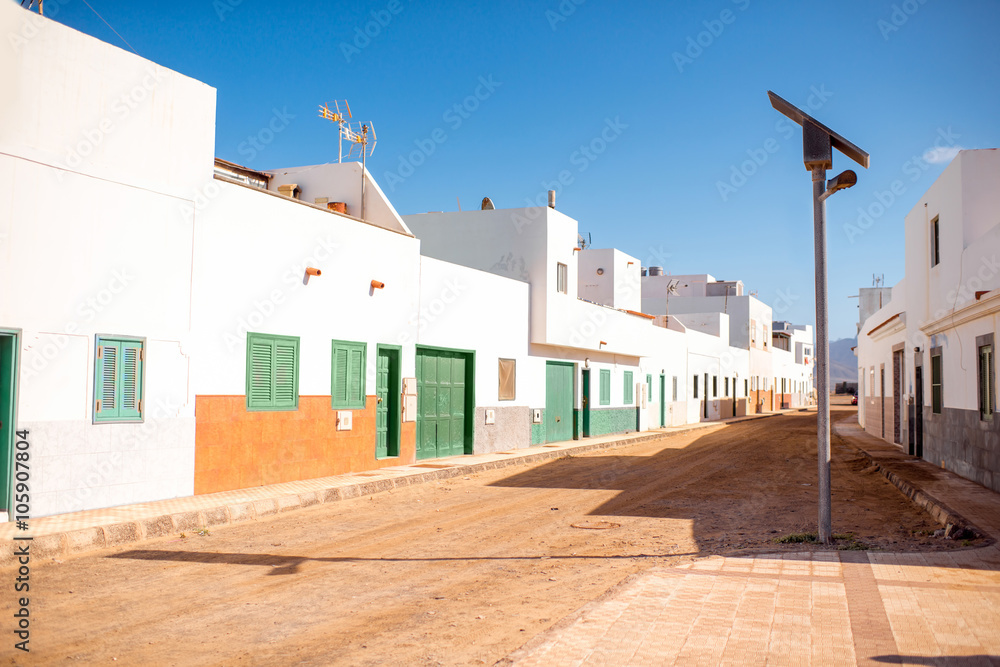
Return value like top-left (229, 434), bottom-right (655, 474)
top-left (488, 408), bottom-right (990, 564)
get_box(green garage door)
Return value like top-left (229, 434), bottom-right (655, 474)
top-left (545, 361), bottom-right (574, 443)
top-left (416, 347), bottom-right (473, 460)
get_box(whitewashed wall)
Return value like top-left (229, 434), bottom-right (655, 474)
top-left (0, 2), bottom-right (215, 516)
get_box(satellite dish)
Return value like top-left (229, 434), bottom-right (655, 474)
top-left (481, 197), bottom-right (495, 210)
top-left (666, 279), bottom-right (680, 295)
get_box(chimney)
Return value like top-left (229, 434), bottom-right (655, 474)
top-left (547, 190), bottom-right (556, 209)
top-left (277, 183), bottom-right (300, 200)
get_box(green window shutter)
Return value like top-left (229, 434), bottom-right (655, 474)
top-left (647, 374), bottom-right (652, 399)
top-left (348, 346), bottom-right (364, 406)
top-left (118, 340), bottom-right (143, 420)
top-left (97, 341), bottom-right (120, 420)
top-left (332, 340), bottom-right (366, 409)
top-left (247, 333), bottom-right (299, 411)
top-left (332, 346), bottom-right (349, 406)
top-left (95, 337), bottom-right (144, 423)
top-left (599, 369), bottom-right (610, 405)
top-left (624, 371), bottom-right (633, 404)
top-left (248, 338), bottom-right (274, 408)
top-left (931, 354), bottom-right (942, 414)
top-left (273, 338), bottom-right (299, 409)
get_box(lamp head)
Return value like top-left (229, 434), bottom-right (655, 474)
top-left (821, 170), bottom-right (857, 200)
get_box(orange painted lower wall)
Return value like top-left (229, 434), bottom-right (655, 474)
top-left (749, 390), bottom-right (775, 413)
top-left (194, 395), bottom-right (416, 495)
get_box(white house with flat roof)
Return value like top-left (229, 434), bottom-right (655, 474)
top-left (857, 149), bottom-right (1000, 493)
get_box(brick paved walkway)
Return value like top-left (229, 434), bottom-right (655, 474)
top-left (502, 416), bottom-right (1000, 666)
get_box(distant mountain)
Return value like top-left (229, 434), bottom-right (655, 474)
top-left (830, 337), bottom-right (859, 384)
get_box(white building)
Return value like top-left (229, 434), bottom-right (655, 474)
top-left (0, 2), bottom-right (815, 520)
top-left (641, 273), bottom-right (813, 413)
top-left (856, 149), bottom-right (1000, 493)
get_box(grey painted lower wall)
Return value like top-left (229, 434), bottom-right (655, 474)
top-left (473, 406), bottom-right (531, 454)
top-left (21, 417), bottom-right (195, 518)
top-left (924, 407), bottom-right (1000, 494)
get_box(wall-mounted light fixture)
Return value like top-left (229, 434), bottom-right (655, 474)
top-left (371, 280), bottom-right (385, 290)
top-left (596, 268), bottom-right (604, 275)
top-left (584, 358), bottom-right (590, 369)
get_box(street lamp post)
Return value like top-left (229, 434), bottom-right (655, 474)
top-left (768, 91), bottom-right (869, 544)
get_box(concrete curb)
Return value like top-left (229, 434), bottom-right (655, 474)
top-left (848, 448), bottom-right (981, 540)
top-left (834, 421), bottom-right (983, 541)
top-left (2, 412), bottom-right (785, 568)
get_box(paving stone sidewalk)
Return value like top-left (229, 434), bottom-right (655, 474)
top-left (0, 412), bottom-right (783, 567)
top-left (501, 416), bottom-right (1000, 666)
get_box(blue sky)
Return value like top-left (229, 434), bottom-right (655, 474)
top-left (39, 0), bottom-right (1000, 341)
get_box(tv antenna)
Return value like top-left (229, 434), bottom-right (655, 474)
top-left (320, 101), bottom-right (377, 220)
top-left (577, 232), bottom-right (592, 250)
top-left (872, 273), bottom-right (884, 288)
top-left (318, 101), bottom-right (352, 163)
top-left (343, 120), bottom-right (377, 161)
top-left (346, 121), bottom-right (376, 221)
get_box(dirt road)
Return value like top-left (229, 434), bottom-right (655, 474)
top-left (3, 407), bottom-right (974, 666)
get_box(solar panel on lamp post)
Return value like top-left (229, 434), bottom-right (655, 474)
top-left (767, 91), bottom-right (869, 544)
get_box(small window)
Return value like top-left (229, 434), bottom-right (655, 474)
top-left (599, 369), bottom-right (610, 405)
top-left (930, 351), bottom-right (942, 414)
top-left (980, 344), bottom-right (994, 421)
top-left (744, 379), bottom-right (748, 396)
top-left (498, 358), bottom-right (516, 400)
top-left (624, 371), bottom-right (634, 404)
top-left (646, 374), bottom-right (653, 400)
top-left (94, 336), bottom-right (144, 423)
top-left (247, 332), bottom-right (300, 411)
top-left (693, 374), bottom-right (699, 399)
top-left (930, 216), bottom-right (940, 267)
top-left (556, 262), bottom-right (568, 294)
top-left (724, 377), bottom-right (729, 397)
top-left (672, 376), bottom-right (678, 401)
top-left (331, 339), bottom-right (366, 409)
top-left (712, 375), bottom-right (718, 398)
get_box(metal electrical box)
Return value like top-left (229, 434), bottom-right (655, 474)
top-left (336, 410), bottom-right (353, 431)
top-left (402, 377), bottom-right (417, 423)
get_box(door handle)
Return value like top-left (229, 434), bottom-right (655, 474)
top-left (555, 417), bottom-right (561, 422)
top-left (377, 397), bottom-right (383, 404)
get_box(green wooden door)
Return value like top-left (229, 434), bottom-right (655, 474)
top-left (0, 334), bottom-right (16, 516)
top-left (581, 369), bottom-right (591, 437)
top-left (545, 362), bottom-right (574, 443)
top-left (417, 349), bottom-right (470, 460)
top-left (376, 346), bottom-right (401, 459)
top-left (659, 374), bottom-right (666, 427)
top-left (376, 350), bottom-right (389, 458)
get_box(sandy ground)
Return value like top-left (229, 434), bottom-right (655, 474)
top-left (2, 402), bottom-right (980, 666)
